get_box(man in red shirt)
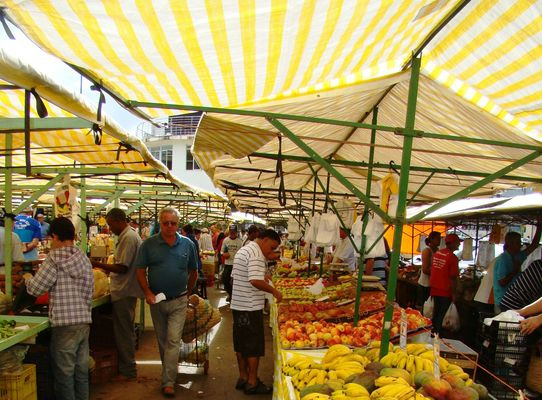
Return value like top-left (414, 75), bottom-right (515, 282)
top-left (429, 233), bottom-right (462, 335)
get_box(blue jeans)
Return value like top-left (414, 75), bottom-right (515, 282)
top-left (149, 296), bottom-right (187, 387)
top-left (50, 324), bottom-right (90, 400)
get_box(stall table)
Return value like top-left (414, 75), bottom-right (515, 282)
top-left (0, 315), bottom-right (50, 352)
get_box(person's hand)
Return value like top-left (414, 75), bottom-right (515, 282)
top-left (144, 291), bottom-right (156, 305)
top-left (273, 289), bottom-right (283, 303)
top-left (22, 273), bottom-right (33, 281)
top-left (520, 314), bottom-right (542, 335)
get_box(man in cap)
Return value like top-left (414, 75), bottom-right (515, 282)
top-left (13, 208), bottom-right (42, 261)
top-left (242, 225), bottom-right (260, 247)
top-left (221, 225), bottom-right (243, 302)
top-left (429, 233), bottom-right (462, 335)
top-left (198, 227), bottom-right (213, 252)
top-left (36, 214), bottom-right (50, 240)
top-left (493, 222), bottom-right (541, 313)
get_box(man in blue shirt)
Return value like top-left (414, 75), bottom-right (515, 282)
top-left (494, 222), bottom-right (541, 312)
top-left (135, 207), bottom-right (198, 398)
top-left (13, 208), bottom-right (42, 261)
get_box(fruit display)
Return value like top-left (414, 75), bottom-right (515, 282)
top-left (277, 292), bottom-right (386, 323)
top-left (282, 343), bottom-right (488, 400)
top-left (279, 307), bottom-right (431, 349)
top-left (274, 277), bottom-right (320, 288)
top-left (280, 281), bottom-right (355, 301)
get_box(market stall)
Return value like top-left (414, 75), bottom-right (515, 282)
top-left (1, 1), bottom-right (541, 398)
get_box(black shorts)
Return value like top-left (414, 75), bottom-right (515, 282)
top-left (232, 309), bottom-right (264, 357)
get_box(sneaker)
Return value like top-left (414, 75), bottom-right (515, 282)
top-left (235, 378), bottom-right (247, 390)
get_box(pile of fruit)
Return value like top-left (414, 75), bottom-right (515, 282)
top-left (278, 292), bottom-right (386, 323)
top-left (283, 343), bottom-right (489, 400)
top-left (279, 307), bottom-right (431, 349)
top-left (281, 281), bottom-right (354, 301)
top-left (274, 277), bottom-right (320, 288)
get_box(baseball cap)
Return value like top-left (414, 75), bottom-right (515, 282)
top-left (444, 233), bottom-right (463, 244)
top-left (201, 228), bottom-right (209, 233)
top-left (229, 225), bottom-right (238, 231)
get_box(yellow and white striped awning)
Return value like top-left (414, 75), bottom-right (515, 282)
top-left (2, 0), bottom-right (541, 215)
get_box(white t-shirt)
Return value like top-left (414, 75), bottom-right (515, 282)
top-left (221, 237), bottom-right (243, 266)
top-left (231, 241), bottom-right (267, 311)
top-left (332, 237), bottom-right (357, 271)
top-left (198, 233), bottom-right (213, 252)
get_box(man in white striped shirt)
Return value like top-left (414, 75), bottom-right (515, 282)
top-left (231, 228), bottom-right (282, 395)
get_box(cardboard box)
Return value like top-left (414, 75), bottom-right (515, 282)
top-left (90, 348), bottom-right (118, 384)
top-left (440, 338), bottom-right (478, 378)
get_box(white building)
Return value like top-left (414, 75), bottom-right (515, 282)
top-left (137, 112), bottom-right (223, 195)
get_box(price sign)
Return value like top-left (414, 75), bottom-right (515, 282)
top-left (399, 309), bottom-right (407, 350)
top-left (433, 335), bottom-right (441, 379)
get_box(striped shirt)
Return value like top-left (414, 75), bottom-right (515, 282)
top-left (231, 241), bottom-right (266, 311)
top-left (500, 259), bottom-right (542, 311)
top-left (26, 246), bottom-right (93, 327)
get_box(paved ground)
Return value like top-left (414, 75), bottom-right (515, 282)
top-left (90, 287), bottom-right (274, 399)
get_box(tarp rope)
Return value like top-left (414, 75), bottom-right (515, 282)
top-left (90, 84), bottom-right (106, 122)
top-left (0, 9), bottom-right (14, 40)
top-left (276, 135), bottom-right (286, 207)
top-left (30, 88), bottom-right (48, 118)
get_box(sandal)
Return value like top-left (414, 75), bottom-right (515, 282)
top-left (235, 378), bottom-right (247, 390)
top-left (244, 379), bottom-right (272, 395)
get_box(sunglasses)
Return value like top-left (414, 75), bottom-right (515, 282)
top-left (161, 221), bottom-right (178, 226)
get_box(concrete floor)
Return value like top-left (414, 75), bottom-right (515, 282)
top-left (90, 287), bottom-right (275, 399)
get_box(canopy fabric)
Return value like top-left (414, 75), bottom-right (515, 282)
top-left (0, 46), bottom-right (213, 196)
top-left (2, 0), bottom-right (541, 218)
top-left (2, 1), bottom-right (541, 139)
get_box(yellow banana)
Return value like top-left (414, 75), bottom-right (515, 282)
top-left (298, 368), bottom-right (311, 381)
top-left (327, 370), bottom-right (338, 380)
top-left (406, 355), bottom-right (414, 372)
top-left (414, 355), bottom-right (423, 373)
top-left (375, 376), bottom-right (410, 387)
top-left (380, 352), bottom-right (396, 367)
top-left (323, 344), bottom-right (352, 364)
top-left (397, 354), bottom-right (407, 370)
top-left (301, 393), bottom-right (331, 400)
top-left (344, 383), bottom-right (370, 397)
top-left (315, 370), bottom-right (328, 385)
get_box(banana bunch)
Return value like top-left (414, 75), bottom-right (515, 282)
top-left (405, 343), bottom-right (430, 356)
top-left (379, 351), bottom-right (434, 374)
top-left (418, 350), bottom-right (449, 371)
top-left (292, 369), bottom-right (329, 390)
top-left (322, 353), bottom-right (369, 371)
top-left (331, 384), bottom-right (370, 399)
top-left (285, 354), bottom-right (318, 371)
top-left (444, 363), bottom-right (470, 380)
top-left (370, 382), bottom-right (415, 399)
top-left (322, 344), bottom-right (353, 364)
top-left (301, 393), bottom-right (331, 400)
top-left (374, 376), bottom-right (410, 387)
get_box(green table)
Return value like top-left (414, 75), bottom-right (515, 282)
top-left (0, 315), bottom-right (50, 352)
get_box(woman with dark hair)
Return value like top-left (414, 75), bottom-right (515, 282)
top-left (417, 231), bottom-right (441, 310)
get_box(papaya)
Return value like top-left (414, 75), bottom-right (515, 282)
top-left (441, 373), bottom-right (465, 388)
top-left (379, 367), bottom-right (412, 385)
top-left (365, 361), bottom-right (385, 374)
top-left (423, 378), bottom-right (452, 400)
top-left (299, 384), bottom-right (332, 399)
top-left (348, 370), bottom-right (378, 392)
top-left (446, 386), bottom-right (479, 400)
top-left (414, 371), bottom-right (435, 388)
top-left (469, 383), bottom-right (489, 400)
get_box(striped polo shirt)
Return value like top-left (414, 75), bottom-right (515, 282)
top-left (231, 241), bottom-right (267, 311)
top-left (500, 259), bottom-right (542, 311)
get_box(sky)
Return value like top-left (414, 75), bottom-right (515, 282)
top-left (0, 20), bottom-right (146, 137)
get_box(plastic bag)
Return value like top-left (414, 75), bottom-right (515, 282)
top-left (423, 296), bottom-right (434, 318)
top-left (443, 303), bottom-right (461, 332)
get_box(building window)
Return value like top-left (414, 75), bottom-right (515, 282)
top-left (150, 145), bottom-right (173, 170)
top-left (186, 148), bottom-right (200, 170)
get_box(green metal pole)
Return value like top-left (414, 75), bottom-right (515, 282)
top-left (407, 149), bottom-right (541, 223)
top-left (80, 176), bottom-right (88, 253)
top-left (14, 174), bottom-right (65, 214)
top-left (380, 56), bottom-right (422, 359)
top-left (267, 118), bottom-right (391, 223)
top-left (355, 107), bottom-right (379, 325)
top-left (4, 133), bottom-right (13, 299)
